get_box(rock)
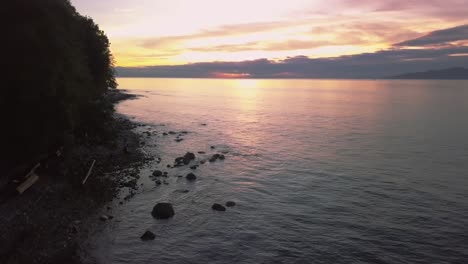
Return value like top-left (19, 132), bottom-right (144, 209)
top-left (186, 173), bottom-right (197, 181)
top-left (167, 164), bottom-right (171, 168)
top-left (181, 131), bottom-right (188, 134)
top-left (198, 151), bottom-right (206, 154)
top-left (175, 138), bottom-right (184, 142)
top-left (209, 154), bottom-right (220, 162)
top-left (210, 146), bottom-right (215, 149)
top-left (151, 203), bottom-right (175, 219)
top-left (155, 180), bottom-right (161, 185)
top-left (200, 160), bottom-right (206, 164)
top-left (225, 201), bottom-right (236, 207)
top-left (141, 231), bottom-right (156, 241)
top-left (190, 165), bottom-right (198, 170)
top-left (152, 170), bottom-right (163, 177)
top-left (201, 123), bottom-right (207, 126)
top-left (99, 215), bottom-right (109, 221)
top-left (183, 152), bottom-right (196, 162)
top-left (212, 203), bottom-right (226, 211)
top-left (163, 171), bottom-right (168, 176)
top-left (163, 132), bottom-right (168, 136)
top-left (219, 154), bottom-right (225, 160)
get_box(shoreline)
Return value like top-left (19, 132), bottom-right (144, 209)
top-left (0, 89), bottom-right (148, 264)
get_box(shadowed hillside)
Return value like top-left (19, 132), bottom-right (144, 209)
top-left (387, 67), bottom-right (468, 79)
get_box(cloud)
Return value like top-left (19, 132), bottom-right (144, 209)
top-left (116, 45), bottom-right (468, 79)
top-left (115, 24), bottom-right (468, 78)
top-left (395, 24), bottom-right (468, 47)
top-left (139, 20), bottom-right (305, 49)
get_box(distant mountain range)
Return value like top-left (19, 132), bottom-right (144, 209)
top-left (387, 67), bottom-right (468, 80)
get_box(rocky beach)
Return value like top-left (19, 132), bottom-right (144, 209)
top-left (0, 90), bottom-right (147, 264)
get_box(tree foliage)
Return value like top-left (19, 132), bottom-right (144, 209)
top-left (3, 0), bottom-right (117, 172)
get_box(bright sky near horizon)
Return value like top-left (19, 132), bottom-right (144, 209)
top-left (72, 0), bottom-right (468, 67)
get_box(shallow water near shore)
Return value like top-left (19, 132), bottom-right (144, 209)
top-left (88, 78), bottom-right (468, 263)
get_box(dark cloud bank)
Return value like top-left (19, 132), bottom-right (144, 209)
top-left (117, 25), bottom-right (468, 79)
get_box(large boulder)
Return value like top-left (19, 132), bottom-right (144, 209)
top-left (186, 173), bottom-right (197, 181)
top-left (151, 203), bottom-right (175, 219)
top-left (212, 203), bottom-right (226, 211)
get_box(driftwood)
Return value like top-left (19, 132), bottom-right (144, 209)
top-left (24, 163), bottom-right (40, 179)
top-left (16, 173), bottom-right (39, 194)
top-left (82, 159), bottom-right (96, 185)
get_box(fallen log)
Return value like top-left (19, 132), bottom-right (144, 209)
top-left (16, 173), bottom-right (39, 194)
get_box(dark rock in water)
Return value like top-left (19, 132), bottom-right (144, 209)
top-left (181, 131), bottom-right (189, 134)
top-left (152, 170), bottom-right (163, 177)
top-left (167, 164), bottom-right (171, 168)
top-left (151, 203), bottom-right (175, 219)
top-left (200, 160), bottom-right (206, 164)
top-left (225, 201), bottom-right (236, 207)
top-left (198, 151), bottom-right (206, 154)
top-left (190, 165), bottom-right (198, 170)
top-left (184, 152), bottom-right (196, 160)
top-left (169, 131), bottom-right (176, 135)
top-left (209, 154), bottom-right (220, 162)
top-left (212, 203), bottom-right (226, 211)
top-left (201, 123), bottom-right (207, 126)
top-left (155, 180), bottom-right (162, 185)
top-left (210, 146), bottom-right (215, 149)
top-left (163, 171), bottom-right (168, 175)
top-left (175, 138), bottom-right (184, 142)
top-left (163, 132), bottom-right (168, 136)
top-left (182, 152), bottom-right (196, 164)
top-left (219, 154), bottom-right (225, 160)
top-left (186, 173), bottom-right (197, 181)
top-left (141, 231), bottom-right (156, 241)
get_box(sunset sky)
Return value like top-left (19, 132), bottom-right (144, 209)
top-left (72, 0), bottom-right (468, 78)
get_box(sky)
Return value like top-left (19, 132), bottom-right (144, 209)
top-left (72, 0), bottom-right (468, 78)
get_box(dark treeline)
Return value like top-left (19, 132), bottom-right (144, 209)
top-left (3, 0), bottom-right (116, 174)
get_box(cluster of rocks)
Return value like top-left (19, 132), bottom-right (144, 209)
top-left (212, 201), bottom-right (236, 211)
top-left (162, 130), bottom-right (189, 143)
top-left (209, 154), bottom-right (225, 162)
top-left (174, 152), bottom-right (196, 167)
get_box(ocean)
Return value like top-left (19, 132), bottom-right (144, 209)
top-left (88, 78), bottom-right (468, 263)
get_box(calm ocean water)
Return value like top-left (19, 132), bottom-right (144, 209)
top-left (88, 78), bottom-right (468, 264)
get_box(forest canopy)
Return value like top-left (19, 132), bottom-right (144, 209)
top-left (3, 0), bottom-right (117, 172)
